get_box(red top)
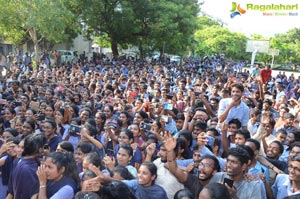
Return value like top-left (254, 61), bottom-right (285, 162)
top-left (260, 69), bottom-right (272, 84)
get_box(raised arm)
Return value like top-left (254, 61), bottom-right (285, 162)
top-left (164, 133), bottom-right (188, 183)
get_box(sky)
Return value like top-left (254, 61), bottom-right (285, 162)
top-left (200, 0), bottom-right (300, 38)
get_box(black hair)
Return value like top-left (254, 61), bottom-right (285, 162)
top-left (6, 137), bottom-right (20, 145)
top-left (228, 119), bottom-right (242, 129)
top-left (121, 129), bottom-right (134, 141)
top-left (58, 141), bottom-right (74, 153)
top-left (44, 119), bottom-right (57, 130)
top-left (140, 162), bottom-right (157, 184)
top-left (290, 129), bottom-right (300, 142)
top-left (119, 111), bottom-right (132, 126)
top-left (135, 110), bottom-right (148, 120)
top-left (246, 138), bottom-right (261, 151)
top-left (194, 121), bottom-right (207, 131)
top-left (84, 152), bottom-right (104, 170)
top-left (203, 183), bottom-right (231, 199)
top-left (174, 189), bottom-right (193, 199)
top-left (228, 147), bottom-right (250, 165)
top-left (3, 128), bottom-right (18, 137)
top-left (111, 166), bottom-right (135, 180)
top-left (22, 133), bottom-right (47, 156)
top-left (101, 180), bottom-right (137, 199)
top-left (272, 140), bottom-right (284, 154)
top-left (239, 145), bottom-right (254, 160)
top-left (178, 130), bottom-right (193, 147)
top-left (75, 192), bottom-right (101, 199)
top-left (83, 124), bottom-right (98, 137)
top-left (175, 137), bottom-right (190, 159)
top-left (236, 129), bottom-right (251, 140)
top-left (290, 142), bottom-right (300, 152)
top-left (76, 142), bottom-right (93, 154)
top-left (24, 119), bottom-right (36, 130)
top-left (85, 118), bottom-right (97, 127)
top-left (206, 127), bottom-right (219, 136)
top-left (119, 144), bottom-right (133, 157)
top-left (46, 152), bottom-right (80, 185)
top-left (276, 129), bottom-right (287, 136)
top-left (201, 155), bottom-right (221, 172)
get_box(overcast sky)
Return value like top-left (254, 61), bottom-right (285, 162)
top-left (200, 0), bottom-right (300, 38)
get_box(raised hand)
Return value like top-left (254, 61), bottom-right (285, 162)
top-left (146, 143), bottom-right (156, 157)
top-left (163, 132), bottom-right (177, 152)
top-left (36, 164), bottom-right (47, 186)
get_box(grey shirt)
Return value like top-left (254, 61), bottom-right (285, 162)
top-left (209, 172), bottom-right (264, 199)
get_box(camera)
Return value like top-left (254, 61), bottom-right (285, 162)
top-left (69, 124), bottom-right (81, 135)
top-left (142, 123), bottom-right (151, 131)
top-left (163, 103), bottom-right (173, 110)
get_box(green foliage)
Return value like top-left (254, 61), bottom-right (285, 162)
top-left (194, 18), bottom-right (248, 60)
top-left (0, 0), bottom-right (79, 60)
top-left (76, 0), bottom-right (199, 57)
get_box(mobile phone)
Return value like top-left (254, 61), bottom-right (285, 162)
top-left (195, 92), bottom-right (200, 96)
top-left (161, 115), bottom-right (170, 123)
top-left (142, 123), bottom-right (151, 131)
top-left (107, 149), bottom-right (114, 158)
top-left (69, 124), bottom-right (81, 133)
top-left (129, 79), bottom-right (134, 83)
top-left (95, 103), bottom-right (102, 109)
top-left (205, 135), bottom-right (215, 147)
top-left (14, 101), bottom-right (22, 107)
top-left (163, 103), bottom-right (173, 110)
top-left (37, 114), bottom-right (45, 121)
top-left (224, 178), bottom-right (234, 188)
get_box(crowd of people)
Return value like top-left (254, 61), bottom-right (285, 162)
top-left (0, 51), bottom-right (299, 199)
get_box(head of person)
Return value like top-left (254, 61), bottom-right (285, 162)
top-left (111, 166), bottom-right (135, 180)
top-left (134, 111), bottom-right (148, 124)
top-left (263, 117), bottom-right (276, 136)
top-left (276, 129), bottom-right (287, 144)
top-left (245, 138), bottom-right (260, 158)
top-left (178, 130), bottom-right (193, 148)
top-left (80, 124), bottom-right (97, 142)
top-left (227, 119), bottom-right (241, 136)
top-left (266, 140), bottom-right (284, 160)
top-left (174, 189), bottom-right (193, 199)
top-left (103, 104), bottom-right (114, 119)
top-left (193, 121), bottom-right (208, 139)
top-left (22, 118), bottom-right (36, 137)
top-left (234, 129), bottom-right (251, 146)
top-left (75, 142), bottom-right (92, 164)
top-left (79, 108), bottom-right (92, 123)
top-left (22, 133), bottom-right (47, 158)
top-left (119, 111), bottom-right (131, 127)
top-left (56, 141), bottom-right (74, 154)
top-left (226, 147), bottom-right (250, 178)
top-left (2, 128), bottom-right (18, 143)
top-left (3, 107), bottom-right (16, 121)
top-left (287, 129), bottom-right (300, 146)
top-left (284, 113), bottom-right (295, 128)
top-left (230, 83), bottom-right (244, 102)
top-left (289, 142), bottom-right (300, 162)
top-left (101, 180), bottom-right (137, 199)
top-left (288, 155), bottom-right (300, 183)
top-left (198, 183), bottom-right (231, 199)
top-left (82, 152), bottom-right (103, 173)
top-left (117, 144), bottom-right (133, 167)
top-left (118, 129), bottom-right (134, 145)
top-left (44, 152), bottom-right (79, 183)
top-left (129, 123), bottom-right (140, 138)
top-left (6, 137), bottom-right (20, 157)
top-left (137, 162), bottom-right (158, 186)
top-left (43, 119), bottom-right (57, 138)
top-left (198, 155), bottom-right (220, 182)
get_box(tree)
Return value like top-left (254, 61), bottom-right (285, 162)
top-left (0, 0), bottom-right (79, 61)
top-left (75, 0), bottom-right (199, 57)
top-left (194, 18), bottom-right (248, 60)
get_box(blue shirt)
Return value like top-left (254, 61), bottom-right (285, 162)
top-left (272, 174), bottom-right (300, 199)
top-left (248, 161), bottom-right (270, 184)
top-left (218, 98), bottom-right (250, 127)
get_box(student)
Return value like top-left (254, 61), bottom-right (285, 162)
top-left (36, 152), bottom-right (79, 199)
top-left (9, 133), bottom-right (47, 199)
top-left (198, 183), bottom-right (231, 199)
top-left (209, 147), bottom-right (265, 199)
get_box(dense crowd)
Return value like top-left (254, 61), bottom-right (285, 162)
top-left (0, 51), bottom-right (299, 199)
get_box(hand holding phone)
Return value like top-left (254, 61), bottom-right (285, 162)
top-left (224, 178), bottom-right (234, 188)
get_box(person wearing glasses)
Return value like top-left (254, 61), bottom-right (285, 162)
top-left (164, 133), bottom-right (220, 199)
top-left (272, 155), bottom-right (300, 199)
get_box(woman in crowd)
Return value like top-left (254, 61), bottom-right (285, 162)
top-left (36, 152), bottom-right (79, 199)
top-left (104, 144), bottom-right (137, 178)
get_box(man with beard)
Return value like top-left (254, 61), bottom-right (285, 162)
top-left (209, 147), bottom-right (265, 199)
top-left (145, 142), bottom-right (184, 199)
top-left (272, 155), bottom-right (300, 199)
top-left (164, 133), bottom-right (220, 199)
top-left (218, 83), bottom-right (249, 130)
